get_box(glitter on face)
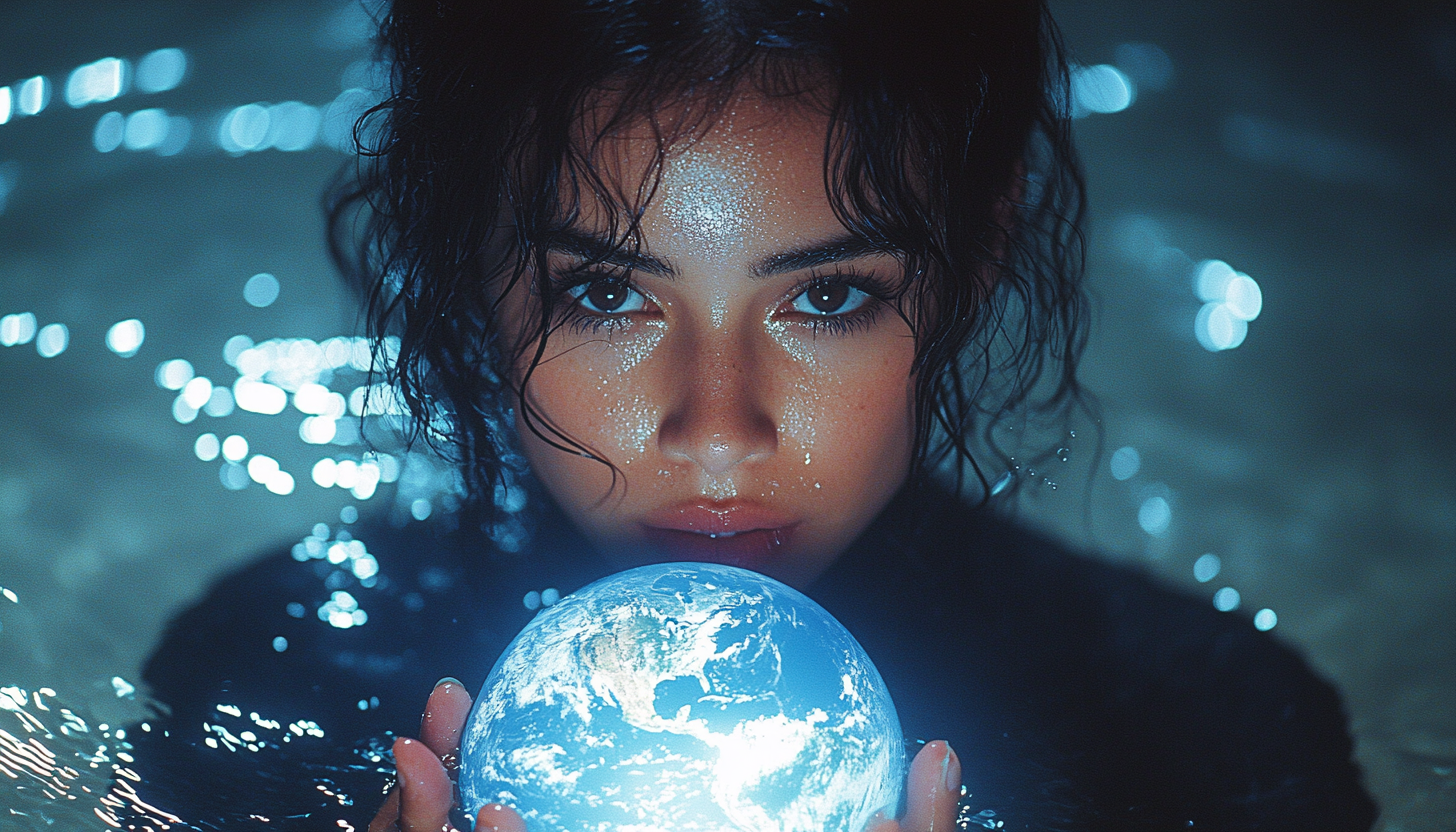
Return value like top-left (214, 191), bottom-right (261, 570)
top-left (509, 88), bottom-right (919, 588)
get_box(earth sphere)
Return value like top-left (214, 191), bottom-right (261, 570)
top-left (459, 562), bottom-right (904, 832)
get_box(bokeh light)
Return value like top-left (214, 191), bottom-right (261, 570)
top-left (1138, 495), bottom-right (1171, 535)
top-left (1253, 609), bottom-right (1278, 631)
top-left (105, 318), bottom-right (145, 356)
top-left (1193, 260), bottom-right (1262, 352)
top-left (134, 48), bottom-right (187, 94)
top-left (0, 312), bottom-right (38, 346)
top-left (122, 108), bottom-right (170, 151)
top-left (1194, 302), bottom-right (1249, 352)
top-left (17, 76), bottom-right (50, 116)
top-left (1110, 445), bottom-right (1141, 480)
top-left (35, 323), bottom-right (68, 357)
top-left (1071, 64), bottom-right (1135, 115)
top-left (93, 111), bottom-right (124, 152)
top-left (1213, 587), bottom-right (1241, 612)
top-left (65, 58), bottom-right (128, 108)
top-left (1193, 553), bottom-right (1222, 583)
top-left (194, 433), bottom-right (220, 462)
top-left (221, 434), bottom-right (249, 462)
top-left (154, 358), bottom-right (194, 390)
top-left (243, 272), bottom-right (280, 307)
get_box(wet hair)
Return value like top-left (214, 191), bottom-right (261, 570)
top-left (328, 0), bottom-right (1088, 525)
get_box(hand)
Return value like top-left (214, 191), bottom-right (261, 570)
top-left (370, 678), bottom-right (960, 832)
top-left (864, 740), bottom-right (962, 832)
top-left (369, 678), bottom-right (523, 832)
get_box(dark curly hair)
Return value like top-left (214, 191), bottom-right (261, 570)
top-left (328, 0), bottom-right (1088, 527)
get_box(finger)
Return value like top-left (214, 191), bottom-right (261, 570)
top-left (420, 677), bottom-right (473, 764)
top-left (901, 740), bottom-right (961, 832)
top-left (393, 737), bottom-right (455, 832)
top-left (862, 808), bottom-right (900, 832)
top-left (367, 786), bottom-right (402, 832)
top-left (475, 802), bottom-right (528, 832)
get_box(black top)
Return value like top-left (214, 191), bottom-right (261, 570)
top-left (129, 484), bottom-right (1378, 830)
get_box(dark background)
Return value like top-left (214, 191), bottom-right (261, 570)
top-left (0, 1), bottom-right (1451, 827)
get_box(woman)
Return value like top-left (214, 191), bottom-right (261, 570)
top-left (136, 0), bottom-right (1378, 829)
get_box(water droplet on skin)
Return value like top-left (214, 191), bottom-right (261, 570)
top-left (1056, 448), bottom-right (1070, 462)
top-left (990, 471), bottom-right (1014, 496)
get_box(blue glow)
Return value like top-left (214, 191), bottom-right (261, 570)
top-left (135, 48), bottom-right (187, 94)
top-left (1223, 274), bottom-right (1263, 321)
top-left (243, 272), bottom-right (280, 307)
top-left (299, 416), bottom-right (338, 445)
top-left (0, 312), bottom-right (38, 346)
top-left (1193, 553), bottom-right (1222, 583)
top-left (35, 323), bottom-right (68, 358)
top-left (93, 111), bottom-right (125, 152)
top-left (1213, 587), bottom-right (1241, 612)
top-left (1195, 260), bottom-right (1236, 303)
top-left (194, 433), bottom-right (220, 462)
top-left (320, 88), bottom-right (374, 151)
top-left (1253, 609), bottom-right (1278, 631)
top-left (312, 458), bottom-right (337, 488)
top-left (234, 379), bottom-right (287, 414)
top-left (1071, 64), bottom-right (1135, 116)
top-left (1138, 495), bottom-right (1171, 536)
top-left (221, 434), bottom-right (249, 462)
top-left (66, 58), bottom-right (128, 107)
top-left (17, 76), bottom-right (50, 116)
top-left (219, 103), bottom-right (270, 153)
top-left (1195, 302), bottom-right (1248, 352)
top-left (265, 101), bottom-right (321, 152)
top-left (220, 461), bottom-right (249, 490)
top-left (155, 359), bottom-right (195, 393)
top-left (460, 563), bottom-right (904, 830)
top-left (223, 334), bottom-right (254, 365)
top-left (0, 87), bottom-right (11, 125)
top-left (182, 376), bottom-right (214, 409)
top-left (203, 386), bottom-right (235, 417)
top-left (104, 319), bottom-right (145, 356)
top-left (1110, 446), bottom-right (1141, 480)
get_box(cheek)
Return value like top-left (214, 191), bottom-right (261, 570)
top-left (519, 324), bottom-right (667, 468)
top-left (767, 330), bottom-right (916, 489)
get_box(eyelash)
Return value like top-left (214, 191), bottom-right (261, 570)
top-left (547, 268), bottom-right (894, 338)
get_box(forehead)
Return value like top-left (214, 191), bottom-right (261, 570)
top-left (569, 88), bottom-right (838, 259)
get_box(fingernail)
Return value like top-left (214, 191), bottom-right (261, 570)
top-left (943, 744), bottom-right (961, 793)
top-left (435, 676), bottom-right (463, 690)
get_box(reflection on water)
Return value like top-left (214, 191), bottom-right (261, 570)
top-left (1, 682), bottom-right (394, 829)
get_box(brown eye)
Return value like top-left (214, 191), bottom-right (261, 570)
top-left (568, 279), bottom-right (646, 315)
top-left (791, 282), bottom-right (870, 316)
top-left (586, 282), bottom-right (627, 312)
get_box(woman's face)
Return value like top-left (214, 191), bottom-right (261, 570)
top-left (503, 90), bottom-right (918, 588)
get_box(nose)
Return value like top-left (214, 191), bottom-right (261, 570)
top-left (656, 329), bottom-right (777, 476)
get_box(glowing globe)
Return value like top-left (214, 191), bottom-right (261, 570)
top-left (459, 562), bottom-right (904, 831)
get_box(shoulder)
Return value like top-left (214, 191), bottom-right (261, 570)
top-left (852, 484), bottom-right (1379, 828)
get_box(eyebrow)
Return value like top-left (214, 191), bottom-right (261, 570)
top-left (545, 230), bottom-right (674, 276)
top-left (544, 230), bottom-right (892, 279)
top-left (751, 235), bottom-right (894, 277)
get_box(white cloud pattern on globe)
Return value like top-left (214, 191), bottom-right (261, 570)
top-left (459, 562), bottom-right (904, 831)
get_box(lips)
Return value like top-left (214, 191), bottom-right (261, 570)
top-left (641, 501), bottom-right (797, 568)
